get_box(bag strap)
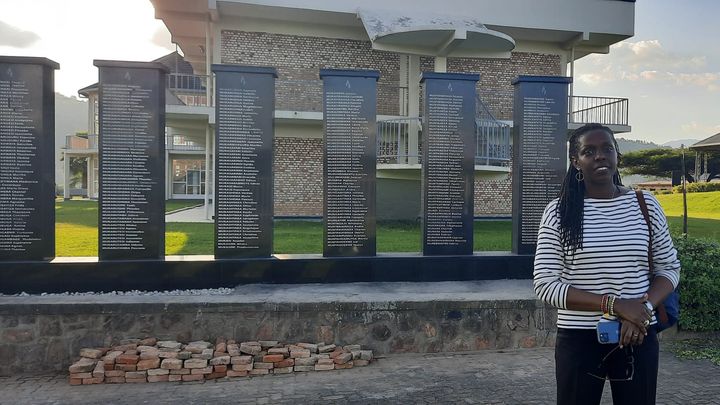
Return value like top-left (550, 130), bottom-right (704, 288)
top-left (635, 190), bottom-right (654, 273)
top-left (635, 190), bottom-right (670, 324)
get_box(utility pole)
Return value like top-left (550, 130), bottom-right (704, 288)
top-left (681, 144), bottom-right (688, 237)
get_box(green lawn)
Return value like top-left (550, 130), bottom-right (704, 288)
top-left (55, 192), bottom-right (720, 256)
top-left (655, 191), bottom-right (720, 219)
top-left (55, 200), bottom-right (512, 256)
top-left (166, 200), bottom-right (204, 213)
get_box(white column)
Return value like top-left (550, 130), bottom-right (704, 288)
top-left (204, 124), bottom-right (211, 219)
top-left (205, 20), bottom-right (213, 106)
top-left (63, 154), bottom-right (70, 200)
top-left (408, 55), bottom-right (421, 165)
top-left (86, 155), bottom-right (93, 199)
top-left (434, 56), bottom-right (447, 73)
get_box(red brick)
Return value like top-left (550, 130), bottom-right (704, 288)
top-left (69, 378), bottom-right (82, 386)
top-left (263, 354), bottom-right (285, 363)
top-left (79, 348), bottom-right (105, 359)
top-left (148, 375), bottom-right (169, 383)
top-left (181, 374), bottom-right (204, 382)
top-left (275, 359), bottom-right (294, 368)
top-left (274, 366), bottom-right (293, 374)
top-left (69, 372), bottom-right (92, 379)
top-left (92, 361), bottom-right (105, 378)
top-left (170, 368), bottom-right (190, 375)
top-left (161, 358), bottom-right (183, 370)
top-left (105, 370), bottom-right (125, 378)
top-left (205, 372), bottom-right (226, 380)
top-left (114, 364), bottom-right (137, 372)
top-left (333, 353), bottom-right (352, 364)
top-left (226, 370), bottom-right (248, 378)
top-left (139, 337), bottom-right (157, 346)
top-left (126, 371), bottom-right (147, 379)
top-left (115, 354), bottom-right (139, 365)
top-left (230, 355), bottom-right (253, 365)
top-left (335, 361), bottom-right (354, 369)
top-left (213, 365), bottom-right (228, 373)
top-left (314, 364), bottom-right (334, 371)
top-left (232, 364), bottom-right (253, 372)
top-left (191, 366), bottom-right (213, 375)
top-left (126, 378), bottom-right (147, 383)
top-left (253, 362), bottom-right (273, 370)
top-left (168, 374), bottom-right (183, 382)
top-left (249, 369), bottom-right (269, 375)
top-left (105, 377), bottom-right (126, 384)
top-left (137, 358), bottom-right (160, 371)
top-left (147, 368), bottom-right (169, 376)
top-left (68, 358), bottom-right (97, 373)
top-left (82, 377), bottom-right (104, 385)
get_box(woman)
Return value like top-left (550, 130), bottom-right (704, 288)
top-left (533, 123), bottom-right (680, 404)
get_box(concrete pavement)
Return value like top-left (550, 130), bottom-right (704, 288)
top-left (1, 347), bottom-right (717, 405)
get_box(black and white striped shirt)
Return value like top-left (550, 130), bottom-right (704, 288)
top-left (533, 191), bottom-right (681, 329)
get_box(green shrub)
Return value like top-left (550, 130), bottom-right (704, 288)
top-left (673, 182), bottom-right (720, 194)
top-left (674, 236), bottom-right (720, 331)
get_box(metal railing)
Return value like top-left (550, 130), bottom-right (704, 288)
top-left (377, 117), bottom-right (422, 164)
top-left (475, 96), bottom-right (511, 167)
top-left (166, 135), bottom-right (204, 151)
top-left (167, 73), bottom-right (209, 107)
top-left (377, 96), bottom-right (512, 167)
top-left (64, 135), bottom-right (97, 150)
top-left (276, 79), bottom-right (408, 116)
top-left (570, 95), bottom-right (629, 126)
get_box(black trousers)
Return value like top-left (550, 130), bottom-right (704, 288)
top-left (555, 327), bottom-right (659, 405)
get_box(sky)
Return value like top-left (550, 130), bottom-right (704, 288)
top-left (0, 0), bottom-right (717, 145)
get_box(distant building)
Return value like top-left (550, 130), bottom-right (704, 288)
top-left (64, 0), bottom-right (635, 219)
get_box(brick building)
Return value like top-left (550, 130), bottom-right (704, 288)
top-left (65, 0), bottom-right (634, 219)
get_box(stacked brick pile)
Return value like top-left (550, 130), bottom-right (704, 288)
top-left (68, 337), bottom-right (374, 385)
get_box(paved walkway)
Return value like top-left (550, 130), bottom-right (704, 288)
top-left (1, 347), bottom-right (717, 405)
top-left (166, 203), bottom-right (213, 223)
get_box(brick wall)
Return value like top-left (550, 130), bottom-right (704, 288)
top-left (222, 31), bottom-right (560, 217)
top-left (474, 176), bottom-right (513, 217)
top-left (274, 137), bottom-right (323, 216)
top-left (222, 30), bottom-right (402, 115)
top-left (449, 52), bottom-right (561, 120)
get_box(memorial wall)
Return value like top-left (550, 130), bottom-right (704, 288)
top-left (212, 65), bottom-right (277, 258)
top-left (320, 69), bottom-right (379, 257)
top-left (0, 56), bottom-right (58, 260)
top-left (511, 76), bottom-right (571, 255)
top-left (95, 60), bottom-right (167, 260)
top-left (421, 73), bottom-right (478, 256)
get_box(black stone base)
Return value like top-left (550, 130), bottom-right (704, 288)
top-left (0, 253), bottom-right (533, 294)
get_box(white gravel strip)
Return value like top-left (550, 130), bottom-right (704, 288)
top-left (1, 288), bottom-right (235, 298)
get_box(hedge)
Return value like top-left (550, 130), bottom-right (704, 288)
top-left (673, 182), bottom-right (720, 194)
top-left (674, 236), bottom-right (720, 331)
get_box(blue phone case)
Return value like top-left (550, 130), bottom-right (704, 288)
top-left (597, 319), bottom-right (621, 344)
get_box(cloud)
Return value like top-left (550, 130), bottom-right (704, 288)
top-left (151, 27), bottom-right (174, 50)
top-left (0, 20), bottom-right (40, 48)
top-left (681, 121), bottom-right (720, 135)
top-left (576, 39), bottom-right (719, 91)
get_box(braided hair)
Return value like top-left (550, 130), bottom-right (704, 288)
top-left (557, 123), bottom-right (623, 256)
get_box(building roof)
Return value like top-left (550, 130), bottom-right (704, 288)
top-left (77, 51), bottom-right (192, 98)
top-left (690, 133), bottom-right (720, 151)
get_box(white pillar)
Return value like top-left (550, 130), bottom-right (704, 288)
top-left (434, 56), bottom-right (447, 73)
top-left (408, 55), bottom-right (421, 165)
top-left (204, 124), bottom-right (211, 219)
top-left (205, 20), bottom-right (213, 106)
top-left (86, 155), bottom-right (93, 198)
top-left (63, 154), bottom-right (70, 200)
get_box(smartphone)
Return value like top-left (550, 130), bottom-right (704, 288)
top-left (596, 318), bottom-right (621, 344)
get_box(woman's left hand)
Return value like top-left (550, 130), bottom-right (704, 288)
top-left (620, 320), bottom-right (645, 348)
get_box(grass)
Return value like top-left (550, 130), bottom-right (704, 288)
top-left (166, 200), bottom-right (204, 213)
top-left (655, 191), bottom-right (720, 219)
top-left (670, 339), bottom-right (720, 366)
top-left (55, 200), bottom-right (512, 256)
top-left (54, 191), bottom-right (720, 256)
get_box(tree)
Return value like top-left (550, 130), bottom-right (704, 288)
top-left (620, 148), bottom-right (720, 182)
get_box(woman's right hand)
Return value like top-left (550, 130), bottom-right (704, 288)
top-left (614, 295), bottom-right (652, 333)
